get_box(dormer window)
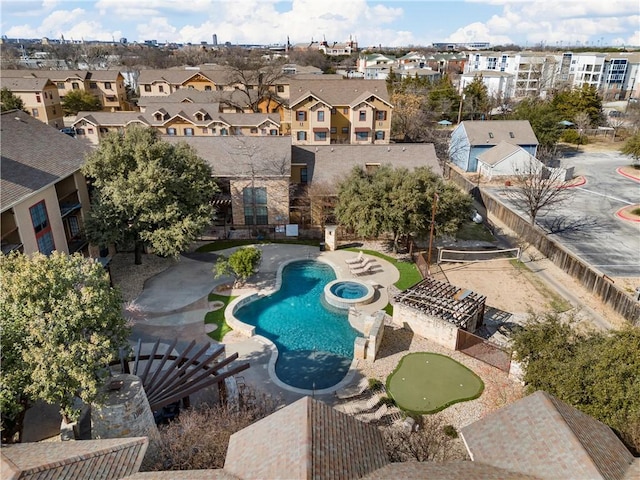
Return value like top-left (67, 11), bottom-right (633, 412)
top-left (195, 113), bottom-right (203, 121)
top-left (488, 132), bottom-right (494, 138)
top-left (155, 113), bottom-right (163, 121)
top-left (509, 132), bottom-right (515, 138)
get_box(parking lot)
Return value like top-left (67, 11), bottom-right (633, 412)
top-left (485, 149), bottom-right (640, 278)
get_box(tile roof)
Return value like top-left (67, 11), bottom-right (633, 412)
top-left (289, 79), bottom-right (389, 107)
top-left (1, 437), bottom-right (148, 480)
top-left (124, 469), bottom-right (240, 479)
top-left (163, 136), bottom-right (291, 177)
top-left (476, 141), bottom-right (525, 166)
top-left (461, 390), bottom-right (635, 480)
top-left (362, 461), bottom-right (541, 479)
top-left (459, 120), bottom-right (538, 146)
top-left (291, 143), bottom-right (440, 188)
top-left (224, 396), bottom-right (389, 480)
top-left (1, 110), bottom-right (91, 211)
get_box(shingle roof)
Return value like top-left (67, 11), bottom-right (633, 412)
top-left (1, 437), bottom-right (148, 480)
top-left (1, 69), bottom-right (92, 82)
top-left (138, 68), bottom-right (229, 86)
top-left (137, 89), bottom-right (223, 106)
top-left (163, 136), bottom-right (291, 177)
top-left (362, 461), bottom-right (541, 479)
top-left (1, 110), bottom-right (91, 211)
top-left (289, 79), bottom-right (389, 107)
top-left (75, 111), bottom-right (150, 127)
top-left (291, 143), bottom-right (440, 188)
top-left (124, 469), bottom-right (240, 479)
top-left (459, 120), bottom-right (538, 146)
top-left (224, 396), bottom-right (389, 480)
top-left (0, 76), bottom-right (53, 92)
top-left (461, 390), bottom-right (635, 480)
top-left (476, 141), bottom-right (524, 166)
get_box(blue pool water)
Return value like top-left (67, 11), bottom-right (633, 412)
top-left (234, 260), bottom-right (359, 390)
top-left (330, 281), bottom-right (369, 299)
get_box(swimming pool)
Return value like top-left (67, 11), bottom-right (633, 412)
top-left (234, 260), bottom-right (359, 390)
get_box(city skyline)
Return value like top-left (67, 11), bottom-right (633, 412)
top-left (1, 0), bottom-right (639, 49)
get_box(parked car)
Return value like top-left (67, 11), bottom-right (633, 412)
top-left (59, 127), bottom-right (76, 137)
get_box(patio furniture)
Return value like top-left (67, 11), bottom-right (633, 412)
top-left (351, 260), bottom-right (376, 276)
top-left (345, 251), bottom-right (365, 265)
top-left (356, 404), bottom-right (388, 423)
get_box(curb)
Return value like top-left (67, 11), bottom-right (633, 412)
top-left (561, 175), bottom-right (587, 188)
top-left (615, 205), bottom-right (640, 223)
top-left (616, 167), bottom-right (640, 183)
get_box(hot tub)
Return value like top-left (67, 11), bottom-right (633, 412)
top-left (323, 280), bottom-right (375, 309)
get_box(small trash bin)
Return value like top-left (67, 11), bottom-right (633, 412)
top-left (319, 242), bottom-right (325, 251)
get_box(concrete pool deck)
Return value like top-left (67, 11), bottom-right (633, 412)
top-left (128, 244), bottom-right (401, 406)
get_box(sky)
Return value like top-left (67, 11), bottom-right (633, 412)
top-left (1, 0), bottom-right (639, 48)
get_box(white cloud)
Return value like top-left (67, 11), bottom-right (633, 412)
top-left (136, 17), bottom-right (178, 42)
top-left (95, 0), bottom-right (221, 18)
top-left (446, 22), bottom-right (512, 46)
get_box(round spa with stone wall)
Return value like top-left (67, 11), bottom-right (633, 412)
top-left (323, 279), bottom-right (375, 309)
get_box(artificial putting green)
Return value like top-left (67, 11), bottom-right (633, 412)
top-left (386, 352), bottom-right (484, 414)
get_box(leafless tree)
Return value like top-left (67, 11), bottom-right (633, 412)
top-left (503, 159), bottom-right (574, 225)
top-left (382, 415), bottom-right (467, 462)
top-left (306, 181), bottom-right (338, 227)
top-left (142, 387), bottom-right (279, 471)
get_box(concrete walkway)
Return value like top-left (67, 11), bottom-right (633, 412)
top-left (127, 244), bottom-right (400, 406)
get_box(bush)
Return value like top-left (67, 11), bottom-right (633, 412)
top-left (561, 129), bottom-right (588, 145)
top-left (368, 378), bottom-right (383, 390)
top-left (214, 246), bottom-right (262, 286)
top-left (443, 424), bottom-right (458, 438)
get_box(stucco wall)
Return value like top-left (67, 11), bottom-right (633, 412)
top-left (392, 303), bottom-right (458, 350)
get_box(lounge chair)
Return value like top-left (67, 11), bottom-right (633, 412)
top-left (351, 260), bottom-right (376, 276)
top-left (345, 251), bottom-right (364, 265)
top-left (356, 404), bottom-right (388, 423)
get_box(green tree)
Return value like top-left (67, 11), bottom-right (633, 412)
top-left (0, 252), bottom-right (129, 443)
top-left (462, 76), bottom-right (491, 120)
top-left (214, 246), bottom-right (262, 286)
top-left (512, 98), bottom-right (563, 161)
top-left (335, 165), bottom-right (472, 252)
top-left (0, 87), bottom-right (26, 112)
top-left (621, 132), bottom-right (640, 166)
top-left (512, 312), bottom-right (640, 452)
top-left (427, 75), bottom-right (461, 122)
top-left (551, 85), bottom-right (603, 126)
top-left (61, 89), bottom-right (102, 115)
top-left (83, 126), bottom-right (217, 265)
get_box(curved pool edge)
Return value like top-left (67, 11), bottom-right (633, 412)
top-left (324, 279), bottom-right (375, 309)
top-left (226, 256), bottom-right (361, 394)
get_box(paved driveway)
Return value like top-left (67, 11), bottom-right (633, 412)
top-left (485, 150), bottom-right (640, 278)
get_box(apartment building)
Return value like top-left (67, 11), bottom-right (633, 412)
top-left (1, 110), bottom-right (93, 256)
top-left (1, 69), bottom-right (130, 111)
top-left (0, 76), bottom-right (64, 127)
top-left (73, 104), bottom-right (281, 145)
top-left (288, 79), bottom-right (392, 145)
top-left (463, 51), bottom-right (639, 100)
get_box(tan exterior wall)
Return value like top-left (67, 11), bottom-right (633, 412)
top-left (331, 105), bottom-right (351, 143)
top-left (15, 88), bottom-right (63, 127)
top-left (141, 82), bottom-right (171, 96)
top-left (229, 178), bottom-right (290, 226)
top-left (12, 186), bottom-right (69, 255)
top-left (392, 303), bottom-right (459, 350)
top-left (182, 77), bottom-right (216, 91)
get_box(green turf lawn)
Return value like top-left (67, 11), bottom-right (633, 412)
top-left (204, 293), bottom-right (237, 341)
top-left (387, 352), bottom-right (484, 414)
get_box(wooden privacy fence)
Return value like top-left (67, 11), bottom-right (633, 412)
top-left (456, 329), bottom-right (512, 373)
top-left (448, 165), bottom-right (640, 325)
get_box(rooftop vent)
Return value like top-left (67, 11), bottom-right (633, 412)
top-left (509, 131), bottom-right (515, 138)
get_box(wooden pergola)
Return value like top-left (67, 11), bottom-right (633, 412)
top-left (394, 277), bottom-right (486, 330)
top-left (113, 338), bottom-right (250, 412)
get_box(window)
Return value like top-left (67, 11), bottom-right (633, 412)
top-left (56, 82), bottom-right (65, 89)
top-left (67, 216), bottom-right (80, 238)
top-left (314, 131), bottom-right (327, 141)
top-left (75, 128), bottom-right (85, 135)
top-left (144, 85), bottom-right (152, 92)
top-left (184, 128), bottom-right (194, 136)
top-left (72, 82), bottom-right (79, 90)
top-left (341, 127), bottom-right (349, 134)
top-left (36, 94), bottom-right (41, 103)
top-left (296, 111), bottom-right (307, 122)
top-left (297, 131), bottom-right (307, 141)
top-left (330, 127), bottom-right (337, 134)
top-left (375, 111), bottom-right (387, 121)
top-left (52, 107), bottom-right (56, 114)
top-left (205, 85), bottom-right (212, 91)
top-left (250, 127), bottom-right (258, 134)
top-left (159, 85), bottom-right (164, 93)
top-left (375, 131), bottom-right (385, 140)
top-left (221, 128), bottom-right (228, 136)
top-left (317, 110), bottom-right (325, 121)
top-left (88, 128), bottom-right (94, 134)
top-left (99, 127), bottom-right (109, 133)
top-left (202, 127), bottom-right (208, 134)
top-left (30, 201), bottom-right (55, 255)
top-left (343, 108), bottom-right (349, 114)
top-left (167, 127), bottom-right (177, 135)
top-left (331, 108), bottom-right (336, 115)
top-left (90, 82), bottom-right (97, 89)
top-left (277, 85), bottom-right (285, 93)
top-left (155, 113), bottom-right (163, 121)
top-left (104, 82), bottom-right (112, 90)
top-left (243, 187), bottom-right (268, 225)
top-left (31, 108), bottom-right (39, 117)
top-left (359, 110), bottom-right (366, 121)
top-left (270, 129), bottom-right (278, 136)
top-left (300, 168), bottom-right (308, 183)
top-left (356, 131), bottom-right (369, 141)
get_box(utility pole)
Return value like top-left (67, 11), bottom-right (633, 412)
top-left (457, 94), bottom-right (465, 124)
top-left (426, 193), bottom-right (439, 275)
